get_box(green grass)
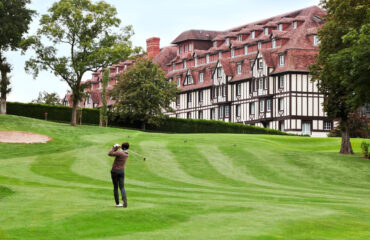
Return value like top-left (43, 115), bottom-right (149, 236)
top-left (0, 114), bottom-right (369, 240)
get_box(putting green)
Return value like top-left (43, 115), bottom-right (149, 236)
top-left (0, 114), bottom-right (369, 239)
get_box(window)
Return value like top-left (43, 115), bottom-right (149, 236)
top-left (324, 121), bottom-right (332, 130)
top-left (222, 85), bottom-right (226, 96)
top-left (199, 72), bottom-right (204, 83)
top-left (237, 63), bottom-right (242, 75)
top-left (184, 60), bottom-right (187, 68)
top-left (179, 46), bottom-right (182, 54)
top-left (266, 99), bottom-right (271, 112)
top-left (218, 86), bottom-right (222, 97)
top-left (244, 45), bottom-right (248, 55)
top-left (177, 77), bottom-right (181, 87)
top-left (279, 76), bottom-right (284, 89)
top-left (238, 35), bottom-right (242, 41)
top-left (188, 74), bottom-right (193, 84)
top-left (236, 83), bottom-right (241, 96)
top-left (176, 96), bottom-right (180, 106)
top-left (260, 100), bottom-right (265, 112)
top-left (278, 24), bottom-right (283, 31)
top-left (264, 27), bottom-right (269, 35)
top-left (236, 104), bottom-right (241, 117)
top-left (217, 67), bottom-right (222, 78)
top-left (279, 98), bottom-right (284, 111)
top-left (250, 102), bottom-right (255, 114)
top-left (189, 43), bottom-right (192, 51)
top-left (172, 63), bottom-right (175, 72)
top-left (187, 93), bottom-right (192, 108)
top-left (225, 105), bottom-right (230, 117)
top-left (258, 78), bottom-right (263, 90)
top-left (254, 79), bottom-right (258, 91)
top-left (293, 21), bottom-right (297, 29)
top-left (258, 41), bottom-right (261, 49)
top-left (231, 49), bottom-right (235, 58)
top-left (211, 108), bottom-right (216, 120)
top-left (313, 35), bottom-right (320, 46)
top-left (194, 57), bottom-right (198, 66)
top-left (219, 51), bottom-right (222, 59)
top-left (198, 110), bottom-right (203, 119)
top-left (251, 31), bottom-right (255, 39)
top-left (219, 106), bottom-right (224, 119)
top-left (302, 122), bottom-right (311, 135)
top-left (184, 45), bottom-right (187, 52)
top-left (206, 54), bottom-right (210, 64)
top-left (272, 39), bottom-right (276, 48)
top-left (258, 59), bottom-right (263, 69)
top-left (187, 112), bottom-right (191, 119)
top-left (279, 55), bottom-right (285, 66)
top-left (226, 38), bottom-right (230, 45)
top-left (199, 90), bottom-right (204, 102)
top-left (213, 41), bottom-right (217, 47)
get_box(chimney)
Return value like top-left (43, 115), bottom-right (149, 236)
top-left (146, 37), bottom-right (160, 59)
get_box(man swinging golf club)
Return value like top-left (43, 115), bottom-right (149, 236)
top-left (108, 142), bottom-right (129, 208)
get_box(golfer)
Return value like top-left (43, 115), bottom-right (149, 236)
top-left (108, 142), bottom-right (129, 208)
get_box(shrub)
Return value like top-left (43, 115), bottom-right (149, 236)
top-left (361, 141), bottom-right (369, 159)
top-left (7, 102), bottom-right (100, 125)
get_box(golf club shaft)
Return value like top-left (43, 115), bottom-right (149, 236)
top-left (130, 150), bottom-right (145, 159)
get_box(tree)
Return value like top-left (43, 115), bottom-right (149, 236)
top-left (0, 0), bottom-right (35, 114)
top-left (112, 58), bottom-right (178, 131)
top-left (25, 0), bottom-right (140, 126)
top-left (100, 68), bottom-right (109, 126)
top-left (310, 0), bottom-right (370, 154)
top-left (0, 58), bottom-right (11, 114)
top-left (32, 91), bottom-right (61, 105)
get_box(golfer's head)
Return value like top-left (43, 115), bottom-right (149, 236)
top-left (121, 142), bottom-right (129, 150)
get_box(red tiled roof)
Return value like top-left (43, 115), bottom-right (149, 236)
top-left (171, 30), bottom-right (224, 44)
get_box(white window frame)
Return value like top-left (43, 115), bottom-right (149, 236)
top-left (206, 54), bottom-right (210, 64)
top-left (194, 57), bottom-right (198, 67)
top-left (237, 63), bottom-right (242, 75)
top-left (219, 51), bottom-right (222, 59)
top-left (278, 24), bottom-right (283, 31)
top-left (250, 102), bottom-right (255, 114)
top-left (236, 83), bottom-right (241, 96)
top-left (260, 100), bottom-right (265, 113)
top-left (225, 105), bottom-right (230, 117)
top-left (199, 72), bottom-right (204, 83)
top-left (279, 55), bottom-right (285, 66)
top-left (279, 98), bottom-right (284, 111)
top-left (258, 78), bottom-right (263, 90)
top-left (264, 27), bottom-right (268, 35)
top-left (213, 41), bottom-right (217, 47)
top-left (244, 45), bottom-right (248, 55)
top-left (231, 49), bottom-right (235, 58)
top-left (279, 76), bottom-right (284, 89)
top-left (324, 121), bottom-right (332, 130)
top-left (172, 63), bottom-right (175, 72)
top-left (176, 96), bottom-right (180, 105)
top-left (293, 21), bottom-right (297, 29)
top-left (258, 41), bottom-right (261, 49)
top-left (236, 104), bottom-right (241, 117)
top-left (258, 59), bottom-right (263, 69)
top-left (226, 38), bottom-right (230, 45)
top-left (266, 99), bottom-right (271, 112)
top-left (219, 106), bottom-right (224, 119)
top-left (177, 77), bottom-right (181, 87)
top-left (199, 90), bottom-right (204, 102)
top-left (189, 43), bottom-right (192, 51)
top-left (184, 60), bottom-right (187, 68)
top-left (313, 35), bottom-right (320, 46)
top-left (272, 39), bottom-right (276, 48)
top-left (251, 31), bottom-right (255, 39)
top-left (238, 35), bottom-right (242, 41)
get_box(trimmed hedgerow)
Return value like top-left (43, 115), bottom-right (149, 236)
top-left (7, 102), bottom-right (100, 125)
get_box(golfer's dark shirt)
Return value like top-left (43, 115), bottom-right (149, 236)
top-left (108, 148), bottom-right (128, 170)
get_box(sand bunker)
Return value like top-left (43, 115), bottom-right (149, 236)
top-left (0, 131), bottom-right (51, 144)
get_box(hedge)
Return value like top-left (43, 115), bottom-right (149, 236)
top-left (7, 102), bottom-right (287, 135)
top-left (7, 102), bottom-right (100, 125)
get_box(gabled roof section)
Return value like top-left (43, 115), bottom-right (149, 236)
top-left (171, 30), bottom-right (225, 44)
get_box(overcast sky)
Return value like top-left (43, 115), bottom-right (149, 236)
top-left (6, 0), bottom-right (320, 103)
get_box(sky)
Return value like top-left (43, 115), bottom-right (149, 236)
top-left (6, 0), bottom-right (320, 103)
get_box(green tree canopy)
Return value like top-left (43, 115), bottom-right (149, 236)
top-left (25, 0), bottom-right (141, 125)
top-left (112, 58), bottom-right (178, 131)
top-left (0, 0), bottom-right (35, 114)
top-left (310, 0), bottom-right (370, 154)
top-left (32, 91), bottom-right (61, 105)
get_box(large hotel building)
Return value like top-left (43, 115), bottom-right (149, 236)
top-left (63, 6), bottom-right (334, 137)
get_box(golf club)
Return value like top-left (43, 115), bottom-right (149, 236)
top-left (130, 150), bottom-right (146, 161)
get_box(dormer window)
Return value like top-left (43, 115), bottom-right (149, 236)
top-left (219, 51), bottom-right (222, 59)
top-left (199, 72), bottom-right (204, 83)
top-left (184, 45), bottom-right (187, 52)
top-left (189, 43), bottom-right (192, 51)
top-left (194, 57), bottom-right (198, 66)
top-left (258, 42), bottom-right (261, 49)
top-left (179, 46), bottom-right (182, 54)
top-left (217, 67), bottom-right (222, 78)
top-left (258, 59), bottom-right (263, 69)
top-left (251, 31), bottom-right (255, 39)
top-left (313, 35), bottom-right (320, 46)
top-left (279, 55), bottom-right (285, 66)
top-left (184, 60), bottom-right (187, 68)
top-left (184, 73), bottom-right (193, 85)
top-left (244, 45), bottom-right (248, 55)
top-left (177, 77), bottom-right (181, 87)
top-left (278, 24), bottom-right (283, 31)
top-left (213, 41), bottom-right (217, 48)
top-left (172, 63), bottom-right (175, 72)
top-left (206, 54), bottom-right (210, 64)
top-left (264, 27), bottom-right (269, 35)
top-left (272, 39), bottom-right (276, 48)
top-left (237, 63), bottom-right (242, 75)
top-left (226, 38), bottom-right (230, 45)
top-left (293, 21), bottom-right (297, 29)
top-left (231, 49), bottom-right (235, 58)
top-left (238, 35), bottom-right (242, 41)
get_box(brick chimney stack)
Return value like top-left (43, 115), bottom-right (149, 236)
top-left (146, 37), bottom-right (160, 59)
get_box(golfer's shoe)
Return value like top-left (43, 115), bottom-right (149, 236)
top-left (115, 203), bottom-right (123, 207)
top-left (123, 198), bottom-right (127, 208)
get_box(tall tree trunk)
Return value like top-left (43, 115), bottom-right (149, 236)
top-left (71, 101), bottom-right (78, 126)
top-left (0, 96), bottom-right (6, 114)
top-left (141, 121), bottom-right (146, 131)
top-left (340, 122), bottom-right (354, 154)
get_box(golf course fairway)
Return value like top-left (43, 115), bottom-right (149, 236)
top-left (0, 114), bottom-right (369, 240)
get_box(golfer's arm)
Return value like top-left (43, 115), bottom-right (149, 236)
top-left (108, 148), bottom-right (118, 156)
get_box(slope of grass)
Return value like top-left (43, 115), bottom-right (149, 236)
top-left (0, 114), bottom-right (369, 240)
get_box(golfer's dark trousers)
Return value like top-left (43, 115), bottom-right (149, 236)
top-left (111, 169), bottom-right (126, 204)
